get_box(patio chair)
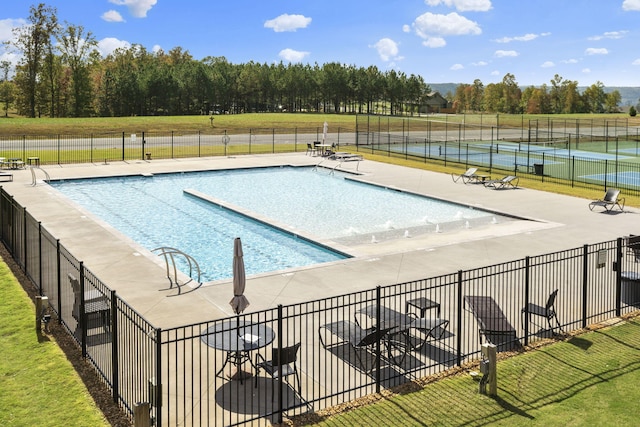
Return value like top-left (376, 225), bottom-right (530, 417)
top-left (589, 188), bottom-right (625, 212)
top-left (451, 167), bottom-right (478, 184)
top-left (319, 320), bottom-right (394, 373)
top-left (483, 175), bottom-right (519, 190)
top-left (255, 342), bottom-right (302, 402)
top-left (521, 289), bottom-right (561, 334)
top-left (306, 143), bottom-right (317, 156)
top-left (464, 295), bottom-right (520, 352)
top-left (68, 273), bottom-right (110, 331)
top-left (355, 304), bottom-right (449, 353)
top-left (627, 235), bottom-right (640, 262)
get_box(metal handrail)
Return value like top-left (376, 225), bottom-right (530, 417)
top-left (29, 166), bottom-right (51, 186)
top-left (152, 246), bottom-right (203, 295)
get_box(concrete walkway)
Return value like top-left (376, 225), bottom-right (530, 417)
top-left (3, 154), bottom-right (638, 328)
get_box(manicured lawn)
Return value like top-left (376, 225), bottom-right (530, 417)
top-left (294, 317), bottom-right (640, 426)
top-left (0, 258), bottom-right (109, 427)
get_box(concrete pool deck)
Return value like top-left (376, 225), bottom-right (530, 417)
top-left (3, 154), bottom-right (639, 328)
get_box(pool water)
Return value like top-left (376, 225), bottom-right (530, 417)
top-left (50, 166), bottom-right (507, 281)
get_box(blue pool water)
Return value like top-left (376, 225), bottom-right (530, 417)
top-left (50, 167), bottom-right (505, 281)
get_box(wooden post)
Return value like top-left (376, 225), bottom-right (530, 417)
top-left (133, 402), bottom-right (151, 427)
top-left (35, 296), bottom-right (48, 333)
top-left (480, 343), bottom-right (497, 396)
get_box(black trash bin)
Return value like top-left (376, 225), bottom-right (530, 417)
top-left (621, 271), bottom-right (640, 307)
top-left (534, 163), bottom-right (544, 175)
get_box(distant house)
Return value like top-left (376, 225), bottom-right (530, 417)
top-left (420, 92), bottom-right (453, 113)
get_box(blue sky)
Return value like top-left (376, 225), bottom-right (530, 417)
top-left (2, 0), bottom-right (640, 87)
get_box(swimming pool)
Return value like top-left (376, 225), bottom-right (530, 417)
top-left (50, 166), bottom-right (509, 281)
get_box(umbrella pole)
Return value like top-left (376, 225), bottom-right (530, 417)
top-left (228, 315), bottom-right (252, 382)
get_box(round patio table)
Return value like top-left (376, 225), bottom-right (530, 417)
top-left (201, 319), bottom-right (275, 382)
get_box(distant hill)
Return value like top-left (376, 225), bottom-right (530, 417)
top-left (428, 83), bottom-right (640, 107)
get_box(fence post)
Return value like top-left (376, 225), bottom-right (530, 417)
top-left (154, 327), bottom-right (163, 427)
top-left (79, 261), bottom-right (88, 357)
top-left (616, 238), bottom-right (622, 317)
top-left (111, 290), bottom-right (119, 403)
top-left (38, 222), bottom-right (43, 295)
top-left (456, 270), bottom-right (463, 367)
top-left (56, 239), bottom-right (62, 323)
top-left (375, 285), bottom-right (382, 393)
top-left (121, 132), bottom-right (125, 162)
top-left (276, 304), bottom-right (284, 424)
top-left (23, 207), bottom-right (27, 273)
top-left (523, 256), bottom-right (530, 346)
top-left (582, 245), bottom-right (588, 329)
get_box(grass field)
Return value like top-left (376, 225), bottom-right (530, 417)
top-left (296, 316), bottom-right (640, 426)
top-left (1, 112), bottom-right (638, 136)
top-left (0, 259), bottom-right (110, 427)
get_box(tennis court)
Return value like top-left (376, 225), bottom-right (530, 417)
top-left (582, 171), bottom-right (640, 187)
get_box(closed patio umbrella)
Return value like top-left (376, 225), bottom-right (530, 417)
top-left (229, 237), bottom-right (249, 314)
top-left (322, 121), bottom-right (328, 143)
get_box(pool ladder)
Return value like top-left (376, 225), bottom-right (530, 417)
top-left (30, 166), bottom-right (50, 186)
top-left (152, 247), bottom-right (203, 296)
top-left (313, 156), bottom-right (361, 175)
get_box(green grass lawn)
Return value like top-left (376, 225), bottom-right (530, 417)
top-left (0, 259), bottom-right (109, 427)
top-left (295, 317), bottom-right (640, 426)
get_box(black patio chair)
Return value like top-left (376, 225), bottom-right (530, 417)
top-left (319, 320), bottom-right (395, 373)
top-left (255, 342), bottom-right (302, 402)
top-left (522, 289), bottom-right (561, 334)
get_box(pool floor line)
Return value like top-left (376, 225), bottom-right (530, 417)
top-left (183, 188), bottom-right (354, 258)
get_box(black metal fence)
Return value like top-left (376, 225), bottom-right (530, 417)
top-left (0, 127), bottom-right (353, 165)
top-left (356, 133), bottom-right (640, 198)
top-left (2, 182), bottom-right (640, 426)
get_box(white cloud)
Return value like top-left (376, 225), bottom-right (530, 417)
top-left (424, 0), bottom-right (492, 12)
top-left (264, 14), bottom-right (311, 32)
top-left (413, 12), bottom-right (481, 47)
top-left (588, 30), bottom-right (628, 40)
top-left (450, 63), bottom-right (464, 70)
top-left (98, 37), bottom-right (132, 56)
top-left (102, 10), bottom-right (125, 23)
top-left (561, 58), bottom-right (578, 64)
top-left (490, 70), bottom-right (500, 76)
top-left (278, 48), bottom-right (310, 62)
top-left (632, 58), bottom-right (640, 65)
top-left (372, 38), bottom-right (399, 61)
top-left (402, 24), bottom-right (411, 33)
top-left (494, 32), bottom-right (549, 43)
top-left (109, 0), bottom-right (157, 18)
top-left (472, 61), bottom-right (488, 66)
top-left (585, 47), bottom-right (608, 55)
top-left (422, 37), bottom-right (446, 48)
top-left (152, 44), bottom-right (162, 53)
top-left (622, 0), bottom-right (640, 11)
top-left (0, 18), bottom-right (26, 43)
top-left (494, 50), bottom-right (518, 57)
top-left (541, 61), bottom-right (555, 68)
top-left (582, 68), bottom-right (591, 73)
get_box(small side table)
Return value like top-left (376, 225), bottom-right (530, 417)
top-left (406, 297), bottom-right (441, 318)
top-left (27, 157), bottom-right (40, 166)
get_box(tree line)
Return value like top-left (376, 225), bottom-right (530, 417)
top-left (0, 3), bottom-right (626, 119)
top-left (451, 74), bottom-right (623, 115)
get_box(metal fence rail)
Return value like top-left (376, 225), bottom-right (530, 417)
top-left (1, 181), bottom-right (640, 426)
top-left (0, 127), bottom-right (353, 165)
